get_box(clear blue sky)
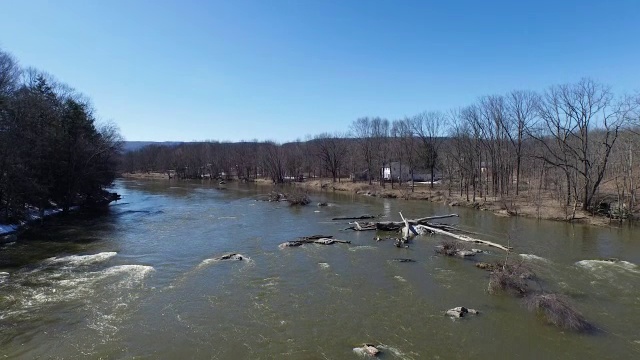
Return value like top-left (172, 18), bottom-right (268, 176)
top-left (1, 0), bottom-right (638, 142)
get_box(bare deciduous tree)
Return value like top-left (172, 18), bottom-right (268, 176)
top-left (533, 78), bottom-right (626, 211)
top-left (314, 133), bottom-right (348, 182)
top-left (412, 111), bottom-right (447, 188)
top-left (504, 90), bottom-right (539, 195)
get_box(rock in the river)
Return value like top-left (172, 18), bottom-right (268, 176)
top-left (445, 306), bottom-right (480, 318)
top-left (394, 238), bottom-right (409, 248)
top-left (353, 343), bottom-right (380, 356)
top-left (214, 253), bottom-right (244, 261)
top-left (455, 250), bottom-right (477, 258)
top-left (392, 258), bottom-right (416, 263)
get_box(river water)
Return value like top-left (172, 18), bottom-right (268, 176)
top-left (1, 179), bottom-right (639, 359)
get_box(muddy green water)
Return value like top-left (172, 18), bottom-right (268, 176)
top-left (1, 179), bottom-right (639, 359)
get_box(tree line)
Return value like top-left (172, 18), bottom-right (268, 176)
top-left (123, 78), bottom-right (639, 217)
top-left (0, 48), bottom-right (122, 223)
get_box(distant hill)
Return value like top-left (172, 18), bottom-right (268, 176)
top-left (122, 141), bottom-right (183, 152)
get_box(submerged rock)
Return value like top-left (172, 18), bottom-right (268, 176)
top-left (392, 258), bottom-right (416, 263)
top-left (445, 306), bottom-right (480, 318)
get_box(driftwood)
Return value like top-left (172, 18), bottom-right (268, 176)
top-left (313, 238), bottom-right (351, 245)
top-left (414, 224), bottom-right (511, 252)
top-left (300, 235), bottom-right (334, 240)
top-left (279, 235), bottom-right (350, 249)
top-left (350, 214), bottom-right (459, 231)
top-left (332, 215), bottom-right (376, 220)
top-left (377, 214), bottom-right (459, 230)
top-left (400, 212), bottom-right (418, 240)
top-left (350, 222), bottom-right (377, 231)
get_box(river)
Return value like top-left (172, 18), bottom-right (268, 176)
top-left (1, 179), bottom-right (639, 359)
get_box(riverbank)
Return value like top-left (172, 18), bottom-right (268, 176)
top-left (256, 178), bottom-right (617, 227)
top-left (0, 191), bottom-right (121, 239)
top-left (0, 207), bottom-right (71, 241)
top-left (120, 171), bottom-right (171, 179)
top-left (119, 172), bottom-right (620, 227)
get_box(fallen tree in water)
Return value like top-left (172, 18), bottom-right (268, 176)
top-left (395, 212), bottom-right (510, 252)
top-left (348, 214), bottom-right (459, 231)
top-left (347, 212), bottom-right (511, 252)
top-left (279, 235), bottom-right (350, 249)
top-left (332, 215), bottom-right (376, 220)
top-left (413, 224), bottom-right (511, 252)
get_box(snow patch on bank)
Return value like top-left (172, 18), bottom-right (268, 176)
top-left (1, 206), bottom-right (81, 236)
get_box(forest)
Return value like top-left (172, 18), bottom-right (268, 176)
top-left (123, 80), bottom-right (640, 220)
top-left (0, 48), bottom-right (122, 224)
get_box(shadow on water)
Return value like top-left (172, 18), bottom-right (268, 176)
top-left (0, 201), bottom-right (166, 269)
